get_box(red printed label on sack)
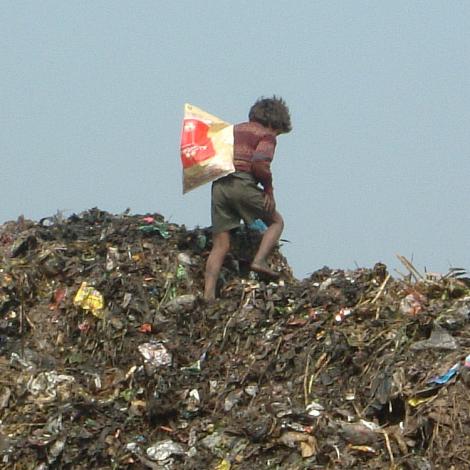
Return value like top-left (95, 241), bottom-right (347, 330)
top-left (181, 119), bottom-right (216, 169)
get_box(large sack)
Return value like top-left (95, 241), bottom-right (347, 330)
top-left (180, 103), bottom-right (234, 194)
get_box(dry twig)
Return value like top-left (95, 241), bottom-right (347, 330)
top-left (371, 274), bottom-right (391, 305)
top-left (396, 254), bottom-right (423, 281)
top-left (381, 429), bottom-right (395, 469)
top-left (303, 352), bottom-right (311, 407)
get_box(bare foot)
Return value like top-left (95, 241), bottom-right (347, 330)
top-left (250, 260), bottom-right (280, 279)
top-left (201, 296), bottom-right (217, 306)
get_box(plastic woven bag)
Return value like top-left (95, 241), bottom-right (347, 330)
top-left (180, 103), bottom-right (234, 193)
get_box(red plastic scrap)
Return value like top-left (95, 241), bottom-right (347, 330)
top-left (78, 321), bottom-right (91, 333)
top-left (49, 287), bottom-right (67, 311)
top-left (400, 290), bottom-right (426, 315)
top-left (139, 323), bottom-right (153, 333)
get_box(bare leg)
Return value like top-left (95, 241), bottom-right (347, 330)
top-left (204, 231), bottom-right (231, 300)
top-left (251, 211), bottom-right (284, 277)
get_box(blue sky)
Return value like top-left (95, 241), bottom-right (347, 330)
top-left (2, 1), bottom-right (469, 278)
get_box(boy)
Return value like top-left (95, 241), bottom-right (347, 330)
top-left (204, 96), bottom-right (292, 300)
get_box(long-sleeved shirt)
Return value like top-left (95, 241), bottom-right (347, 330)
top-left (233, 121), bottom-right (277, 194)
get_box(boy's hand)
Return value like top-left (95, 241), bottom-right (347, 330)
top-left (264, 192), bottom-right (276, 214)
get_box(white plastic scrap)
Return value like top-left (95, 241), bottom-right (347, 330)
top-left (146, 439), bottom-right (185, 461)
top-left (306, 400), bottom-right (324, 417)
top-left (186, 389), bottom-right (201, 413)
top-left (224, 390), bottom-right (243, 412)
top-left (0, 387), bottom-right (11, 409)
top-left (360, 419), bottom-right (381, 431)
top-left (335, 308), bottom-right (352, 322)
top-left (244, 385), bottom-right (259, 397)
top-left (27, 371), bottom-right (75, 398)
top-left (47, 435), bottom-right (66, 464)
top-left (209, 380), bottom-right (218, 395)
top-left (126, 442), bottom-right (140, 453)
top-left (124, 365), bottom-right (138, 381)
top-left (10, 352), bottom-right (35, 372)
top-left (138, 342), bottom-right (172, 367)
top-left (187, 446), bottom-right (198, 458)
top-left (105, 247), bottom-right (119, 271)
top-left (177, 252), bottom-right (193, 266)
top-left (164, 294), bottom-right (196, 313)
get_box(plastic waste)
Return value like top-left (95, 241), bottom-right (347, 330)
top-left (350, 445), bottom-right (377, 454)
top-left (146, 439), bottom-right (185, 461)
top-left (248, 219), bottom-right (268, 233)
top-left (138, 221), bottom-right (170, 238)
top-left (177, 252), bottom-right (193, 266)
top-left (429, 362), bottom-right (460, 385)
top-left (47, 435), bottom-right (66, 464)
top-left (408, 396), bottom-right (433, 407)
top-left (410, 323), bottom-right (458, 351)
top-left (176, 264), bottom-right (187, 280)
top-left (224, 390), bottom-right (243, 412)
top-left (164, 294), bottom-right (196, 314)
top-left (49, 287), bottom-right (67, 311)
top-left (181, 351), bottom-right (207, 374)
top-left (73, 282), bottom-right (105, 318)
top-left (460, 354), bottom-right (470, 386)
top-left (0, 386), bottom-right (11, 409)
top-left (306, 400), bottom-right (324, 417)
top-left (138, 341), bottom-right (172, 370)
top-left (138, 323), bottom-right (153, 333)
top-left (215, 459), bottom-right (231, 470)
top-left (335, 308), bottom-right (352, 322)
top-left (2, 208), bottom-right (470, 468)
top-left (400, 291), bottom-right (426, 315)
top-left (244, 385), bottom-right (259, 397)
top-left (340, 421), bottom-right (379, 446)
top-left (278, 431), bottom-right (317, 458)
top-left (105, 247), bottom-right (119, 271)
top-left (27, 371), bottom-right (75, 400)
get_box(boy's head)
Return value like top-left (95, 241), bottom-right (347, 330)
top-left (249, 96), bottom-right (292, 134)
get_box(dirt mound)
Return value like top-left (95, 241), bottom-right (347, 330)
top-left (1, 209), bottom-right (469, 469)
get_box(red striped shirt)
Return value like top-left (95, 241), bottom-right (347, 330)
top-left (233, 121), bottom-right (277, 171)
top-left (233, 121), bottom-right (277, 192)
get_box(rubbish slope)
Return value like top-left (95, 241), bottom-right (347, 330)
top-left (1, 208), bottom-right (470, 469)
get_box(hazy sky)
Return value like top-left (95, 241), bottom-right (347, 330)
top-left (2, 1), bottom-right (469, 279)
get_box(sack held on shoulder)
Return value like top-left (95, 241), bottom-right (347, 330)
top-left (180, 103), bottom-right (234, 194)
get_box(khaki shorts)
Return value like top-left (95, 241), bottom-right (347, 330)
top-left (211, 172), bottom-right (268, 233)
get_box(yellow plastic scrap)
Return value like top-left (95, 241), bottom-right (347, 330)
top-left (408, 396), bottom-right (433, 407)
top-left (350, 445), bottom-right (377, 454)
top-left (214, 459), bottom-right (231, 470)
top-left (73, 282), bottom-right (104, 318)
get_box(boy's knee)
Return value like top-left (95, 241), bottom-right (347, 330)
top-left (212, 232), bottom-right (231, 253)
top-left (218, 241), bottom-right (230, 254)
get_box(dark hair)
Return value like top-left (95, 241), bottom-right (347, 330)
top-left (248, 96), bottom-right (292, 133)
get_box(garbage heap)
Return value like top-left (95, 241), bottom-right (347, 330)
top-left (1, 209), bottom-right (470, 470)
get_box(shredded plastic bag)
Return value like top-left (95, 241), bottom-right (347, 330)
top-left (180, 103), bottom-right (234, 193)
top-left (73, 282), bottom-right (104, 316)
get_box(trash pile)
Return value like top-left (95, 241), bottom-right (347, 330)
top-left (1, 209), bottom-right (470, 469)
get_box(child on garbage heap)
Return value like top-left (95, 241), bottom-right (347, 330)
top-left (204, 96), bottom-right (292, 301)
